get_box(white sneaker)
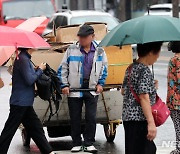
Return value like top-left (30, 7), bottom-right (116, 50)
top-left (84, 145), bottom-right (98, 153)
top-left (71, 146), bottom-right (83, 153)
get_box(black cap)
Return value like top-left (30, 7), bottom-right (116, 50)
top-left (77, 24), bottom-right (94, 37)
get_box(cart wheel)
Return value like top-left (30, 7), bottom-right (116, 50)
top-left (103, 124), bottom-right (116, 142)
top-left (21, 128), bottom-right (31, 147)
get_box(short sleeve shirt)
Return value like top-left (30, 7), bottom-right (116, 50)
top-left (122, 62), bottom-right (156, 121)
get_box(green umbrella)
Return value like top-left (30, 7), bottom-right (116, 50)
top-left (99, 15), bottom-right (180, 47)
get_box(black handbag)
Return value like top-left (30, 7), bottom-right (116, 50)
top-left (31, 60), bottom-right (62, 121)
top-left (36, 73), bottom-right (52, 100)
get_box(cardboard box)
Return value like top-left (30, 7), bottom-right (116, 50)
top-left (104, 45), bottom-right (133, 85)
top-left (32, 49), bottom-right (64, 71)
top-left (56, 23), bottom-right (107, 43)
top-left (32, 45), bottom-right (133, 85)
top-left (56, 25), bottom-right (79, 43)
top-left (43, 36), bottom-right (56, 43)
top-left (92, 23), bottom-right (108, 41)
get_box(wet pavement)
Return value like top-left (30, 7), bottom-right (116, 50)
top-left (0, 47), bottom-right (177, 154)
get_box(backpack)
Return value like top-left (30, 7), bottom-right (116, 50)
top-left (36, 73), bottom-right (52, 100)
top-left (31, 60), bottom-right (62, 121)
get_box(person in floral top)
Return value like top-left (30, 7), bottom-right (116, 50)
top-left (167, 41), bottom-right (180, 154)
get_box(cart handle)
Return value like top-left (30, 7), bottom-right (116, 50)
top-left (69, 88), bottom-right (96, 92)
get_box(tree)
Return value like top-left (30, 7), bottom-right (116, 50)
top-left (172, 0), bottom-right (179, 18)
top-left (125, 0), bottom-right (132, 20)
top-left (118, 0), bottom-right (131, 21)
top-left (152, 0), bottom-right (159, 4)
top-left (87, 0), bottom-right (94, 9)
top-left (70, 0), bottom-right (78, 10)
top-left (118, 0), bottom-right (126, 21)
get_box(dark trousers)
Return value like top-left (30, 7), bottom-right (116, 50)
top-left (170, 109), bottom-right (180, 151)
top-left (0, 105), bottom-right (52, 154)
top-left (123, 121), bottom-right (156, 154)
top-left (68, 92), bottom-right (98, 147)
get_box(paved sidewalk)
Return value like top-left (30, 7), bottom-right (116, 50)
top-left (54, 147), bottom-right (174, 154)
top-left (54, 152), bottom-right (89, 154)
top-left (157, 147), bottom-right (174, 154)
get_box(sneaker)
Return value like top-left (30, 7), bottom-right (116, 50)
top-left (170, 149), bottom-right (180, 154)
top-left (84, 145), bottom-right (98, 153)
top-left (71, 146), bottom-right (83, 153)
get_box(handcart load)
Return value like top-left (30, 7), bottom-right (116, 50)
top-left (20, 22), bottom-right (133, 146)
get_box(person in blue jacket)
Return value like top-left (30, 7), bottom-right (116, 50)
top-left (0, 48), bottom-right (54, 154)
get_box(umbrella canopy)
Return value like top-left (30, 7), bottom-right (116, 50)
top-left (0, 26), bottom-right (50, 48)
top-left (16, 16), bottom-right (47, 32)
top-left (0, 26), bottom-right (50, 66)
top-left (99, 15), bottom-right (180, 47)
top-left (0, 46), bottom-right (16, 66)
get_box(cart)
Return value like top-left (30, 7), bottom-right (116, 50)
top-left (21, 88), bottom-right (123, 147)
top-left (19, 23), bottom-right (133, 146)
top-left (20, 44), bottom-right (133, 147)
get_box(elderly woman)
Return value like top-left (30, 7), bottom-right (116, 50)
top-left (167, 42), bottom-right (180, 154)
top-left (121, 42), bottom-right (162, 154)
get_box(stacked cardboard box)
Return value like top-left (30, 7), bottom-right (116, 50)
top-left (56, 22), bottom-right (107, 43)
top-left (33, 22), bottom-right (133, 85)
top-left (32, 22), bottom-right (108, 71)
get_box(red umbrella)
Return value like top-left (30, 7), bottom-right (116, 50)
top-left (0, 26), bottom-right (50, 66)
top-left (0, 26), bottom-right (50, 48)
top-left (0, 46), bottom-right (16, 66)
top-left (16, 16), bottom-right (47, 32)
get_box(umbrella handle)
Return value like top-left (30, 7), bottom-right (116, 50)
top-left (119, 34), bottom-right (129, 48)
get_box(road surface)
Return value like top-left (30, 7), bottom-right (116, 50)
top-left (0, 47), bottom-right (176, 154)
